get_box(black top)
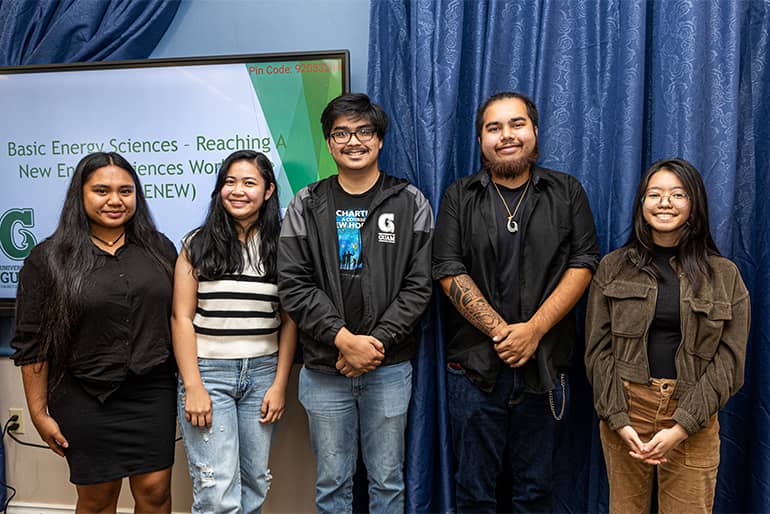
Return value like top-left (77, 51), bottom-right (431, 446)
top-left (493, 182), bottom-right (528, 323)
top-left (11, 236), bottom-right (177, 402)
top-left (432, 166), bottom-right (600, 393)
top-left (647, 245), bottom-right (681, 379)
top-left (332, 175), bottom-right (381, 334)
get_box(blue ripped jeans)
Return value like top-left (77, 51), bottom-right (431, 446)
top-left (299, 362), bottom-right (412, 514)
top-left (447, 365), bottom-right (569, 514)
top-left (178, 355), bottom-right (278, 514)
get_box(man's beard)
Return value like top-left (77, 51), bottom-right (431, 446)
top-left (486, 156), bottom-right (530, 179)
top-left (483, 147), bottom-right (537, 179)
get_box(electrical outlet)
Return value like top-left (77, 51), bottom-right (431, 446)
top-left (8, 408), bottom-right (24, 434)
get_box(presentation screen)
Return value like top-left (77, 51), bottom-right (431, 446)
top-left (0, 51), bottom-right (349, 305)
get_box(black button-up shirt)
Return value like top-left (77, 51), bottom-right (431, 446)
top-left (432, 166), bottom-right (600, 393)
top-left (12, 236), bottom-right (177, 401)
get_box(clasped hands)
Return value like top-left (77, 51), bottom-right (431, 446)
top-left (491, 320), bottom-right (543, 367)
top-left (616, 424), bottom-right (689, 465)
top-left (334, 327), bottom-right (384, 377)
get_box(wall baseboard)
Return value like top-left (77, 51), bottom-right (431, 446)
top-left (8, 503), bottom-right (87, 514)
top-left (7, 502), bottom-right (187, 514)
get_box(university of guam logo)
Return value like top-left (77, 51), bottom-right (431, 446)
top-left (0, 208), bottom-right (37, 260)
top-left (377, 212), bottom-right (396, 243)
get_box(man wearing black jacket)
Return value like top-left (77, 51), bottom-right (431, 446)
top-left (433, 92), bottom-right (599, 513)
top-left (278, 93), bottom-right (433, 514)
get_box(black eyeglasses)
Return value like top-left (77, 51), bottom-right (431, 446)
top-left (329, 127), bottom-right (376, 144)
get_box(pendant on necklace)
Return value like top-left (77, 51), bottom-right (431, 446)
top-left (507, 217), bottom-right (519, 233)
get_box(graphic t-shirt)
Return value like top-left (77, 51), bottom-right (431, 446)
top-left (332, 174), bottom-right (382, 333)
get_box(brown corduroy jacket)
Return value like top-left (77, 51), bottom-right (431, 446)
top-left (585, 247), bottom-right (750, 436)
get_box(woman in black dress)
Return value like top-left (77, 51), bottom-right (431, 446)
top-left (12, 152), bottom-right (178, 513)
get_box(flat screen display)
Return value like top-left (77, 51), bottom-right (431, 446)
top-left (0, 51), bottom-right (349, 305)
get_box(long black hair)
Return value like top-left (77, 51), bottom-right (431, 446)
top-left (626, 157), bottom-right (720, 294)
top-left (39, 152), bottom-right (174, 386)
top-left (186, 150), bottom-right (280, 281)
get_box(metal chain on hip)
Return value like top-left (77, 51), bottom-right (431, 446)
top-left (548, 373), bottom-right (567, 421)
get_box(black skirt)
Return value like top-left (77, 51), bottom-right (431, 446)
top-left (48, 364), bottom-right (177, 485)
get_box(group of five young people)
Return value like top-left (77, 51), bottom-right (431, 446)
top-left (11, 92), bottom-right (749, 514)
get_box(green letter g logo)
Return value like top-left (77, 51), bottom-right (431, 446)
top-left (0, 208), bottom-right (37, 260)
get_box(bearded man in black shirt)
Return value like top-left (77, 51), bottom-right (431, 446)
top-left (432, 92), bottom-right (600, 513)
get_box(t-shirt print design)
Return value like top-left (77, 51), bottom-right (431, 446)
top-left (336, 208), bottom-right (367, 271)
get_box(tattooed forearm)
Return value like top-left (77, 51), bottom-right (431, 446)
top-left (444, 274), bottom-right (505, 336)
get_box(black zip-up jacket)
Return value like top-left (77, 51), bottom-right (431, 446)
top-left (278, 173), bottom-right (434, 374)
top-left (433, 166), bottom-right (600, 393)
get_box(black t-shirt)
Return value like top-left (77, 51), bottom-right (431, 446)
top-left (332, 174), bottom-right (382, 333)
top-left (492, 181), bottom-right (529, 323)
top-left (647, 245), bottom-right (681, 379)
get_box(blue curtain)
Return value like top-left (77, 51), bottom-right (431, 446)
top-left (0, 0), bottom-right (179, 66)
top-left (368, 0), bottom-right (770, 512)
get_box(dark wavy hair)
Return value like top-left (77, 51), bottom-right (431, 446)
top-left (39, 152), bottom-right (174, 387)
top-left (186, 150), bottom-right (280, 281)
top-left (320, 93), bottom-right (388, 139)
top-left (475, 91), bottom-right (539, 137)
top-left (627, 157), bottom-right (719, 294)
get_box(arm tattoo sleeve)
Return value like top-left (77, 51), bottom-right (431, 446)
top-left (447, 275), bottom-right (505, 336)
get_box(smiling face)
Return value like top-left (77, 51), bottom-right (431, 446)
top-left (642, 168), bottom-right (692, 246)
top-left (220, 159), bottom-right (275, 230)
top-left (326, 114), bottom-right (383, 176)
top-left (478, 97), bottom-right (538, 180)
top-left (82, 165), bottom-right (136, 235)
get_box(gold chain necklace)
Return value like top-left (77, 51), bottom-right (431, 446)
top-left (492, 179), bottom-right (530, 233)
top-left (91, 231), bottom-right (125, 247)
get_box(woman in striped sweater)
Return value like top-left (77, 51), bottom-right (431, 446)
top-left (172, 150), bottom-right (297, 514)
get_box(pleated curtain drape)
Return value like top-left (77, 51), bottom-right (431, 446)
top-left (367, 1), bottom-right (770, 512)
